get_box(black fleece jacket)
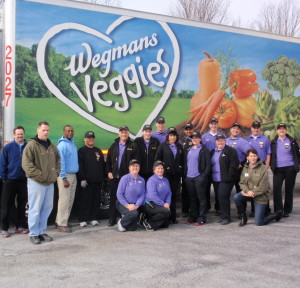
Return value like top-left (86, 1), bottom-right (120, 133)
top-left (106, 138), bottom-right (138, 179)
top-left (211, 145), bottom-right (239, 183)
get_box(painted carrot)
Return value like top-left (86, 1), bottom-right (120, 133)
top-left (200, 90), bottom-right (226, 133)
top-left (190, 51), bottom-right (221, 109)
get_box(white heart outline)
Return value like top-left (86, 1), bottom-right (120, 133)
top-left (37, 17), bottom-right (180, 139)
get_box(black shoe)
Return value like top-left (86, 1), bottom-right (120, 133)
top-left (38, 234), bottom-right (53, 242)
top-left (282, 212), bottom-right (289, 218)
top-left (30, 236), bottom-right (41, 245)
top-left (169, 219), bottom-right (178, 224)
top-left (239, 214), bottom-right (248, 227)
top-left (221, 219), bottom-right (230, 225)
top-left (107, 220), bottom-right (116, 227)
top-left (143, 219), bottom-right (154, 231)
top-left (275, 211), bottom-right (283, 222)
top-left (138, 213), bottom-right (145, 227)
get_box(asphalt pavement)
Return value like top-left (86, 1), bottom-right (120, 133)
top-left (1, 172), bottom-right (300, 288)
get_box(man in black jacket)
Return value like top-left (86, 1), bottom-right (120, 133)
top-left (106, 126), bottom-right (139, 226)
top-left (77, 131), bottom-right (105, 227)
top-left (134, 124), bottom-right (160, 182)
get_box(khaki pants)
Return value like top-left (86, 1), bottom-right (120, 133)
top-left (56, 174), bottom-right (77, 226)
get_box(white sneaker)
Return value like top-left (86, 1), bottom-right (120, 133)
top-left (80, 222), bottom-right (87, 227)
top-left (117, 219), bottom-right (126, 232)
top-left (90, 220), bottom-right (99, 226)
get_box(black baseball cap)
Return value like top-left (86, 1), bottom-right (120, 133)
top-left (156, 117), bottom-right (165, 123)
top-left (216, 134), bottom-right (225, 140)
top-left (191, 131), bottom-right (201, 138)
top-left (209, 117), bottom-right (218, 123)
top-left (119, 125), bottom-right (129, 132)
top-left (129, 159), bottom-right (140, 166)
top-left (185, 123), bottom-right (194, 129)
top-left (167, 127), bottom-right (177, 134)
top-left (142, 124), bottom-right (152, 131)
top-left (84, 131), bottom-right (95, 138)
top-left (252, 121), bottom-right (261, 128)
top-left (277, 123), bottom-right (287, 129)
top-left (153, 160), bottom-right (164, 169)
top-left (231, 122), bottom-right (241, 129)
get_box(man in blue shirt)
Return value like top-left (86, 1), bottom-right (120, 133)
top-left (0, 126), bottom-right (28, 238)
top-left (55, 125), bottom-right (79, 233)
top-left (246, 121), bottom-right (271, 168)
top-left (152, 116), bottom-right (167, 144)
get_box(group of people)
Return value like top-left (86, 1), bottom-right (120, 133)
top-left (0, 116), bottom-right (299, 244)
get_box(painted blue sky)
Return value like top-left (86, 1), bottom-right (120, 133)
top-left (16, 0), bottom-right (300, 99)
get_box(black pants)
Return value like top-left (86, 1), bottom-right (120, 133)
top-left (213, 181), bottom-right (234, 220)
top-left (143, 202), bottom-right (171, 230)
top-left (109, 178), bottom-right (120, 222)
top-left (1, 179), bottom-right (28, 230)
top-left (273, 165), bottom-right (297, 214)
top-left (165, 174), bottom-right (181, 222)
top-left (185, 175), bottom-right (207, 222)
top-left (79, 183), bottom-right (102, 222)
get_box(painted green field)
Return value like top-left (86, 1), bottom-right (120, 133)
top-left (16, 97), bottom-right (190, 148)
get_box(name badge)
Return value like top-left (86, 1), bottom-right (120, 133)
top-left (245, 173), bottom-right (249, 177)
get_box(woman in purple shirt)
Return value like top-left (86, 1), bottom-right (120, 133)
top-left (142, 161), bottom-right (172, 231)
top-left (155, 127), bottom-right (183, 224)
top-left (270, 123), bottom-right (299, 218)
top-left (116, 159), bottom-right (146, 232)
top-left (184, 131), bottom-right (211, 226)
top-left (211, 134), bottom-right (239, 225)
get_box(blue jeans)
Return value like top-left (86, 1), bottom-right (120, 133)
top-left (116, 200), bottom-right (139, 231)
top-left (234, 192), bottom-right (268, 226)
top-left (27, 178), bottom-right (54, 236)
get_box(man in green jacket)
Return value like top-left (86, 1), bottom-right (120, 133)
top-left (22, 121), bottom-right (60, 245)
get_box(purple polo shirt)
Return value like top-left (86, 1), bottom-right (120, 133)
top-left (144, 139), bottom-right (150, 150)
top-left (276, 137), bottom-right (294, 168)
top-left (246, 134), bottom-right (271, 162)
top-left (202, 132), bottom-right (225, 151)
top-left (152, 130), bottom-right (167, 144)
top-left (169, 144), bottom-right (177, 159)
top-left (146, 174), bottom-right (172, 206)
top-left (226, 136), bottom-right (251, 163)
top-left (212, 149), bottom-right (223, 182)
top-left (187, 145), bottom-right (201, 178)
top-left (117, 173), bottom-right (146, 207)
top-left (118, 142), bottom-right (126, 169)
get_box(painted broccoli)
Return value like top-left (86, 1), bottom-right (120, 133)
top-left (262, 55), bottom-right (300, 99)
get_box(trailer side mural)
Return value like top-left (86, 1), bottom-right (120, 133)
top-left (2, 0), bottom-right (300, 148)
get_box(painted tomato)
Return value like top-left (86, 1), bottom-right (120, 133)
top-left (232, 96), bottom-right (256, 127)
top-left (213, 98), bottom-right (237, 128)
